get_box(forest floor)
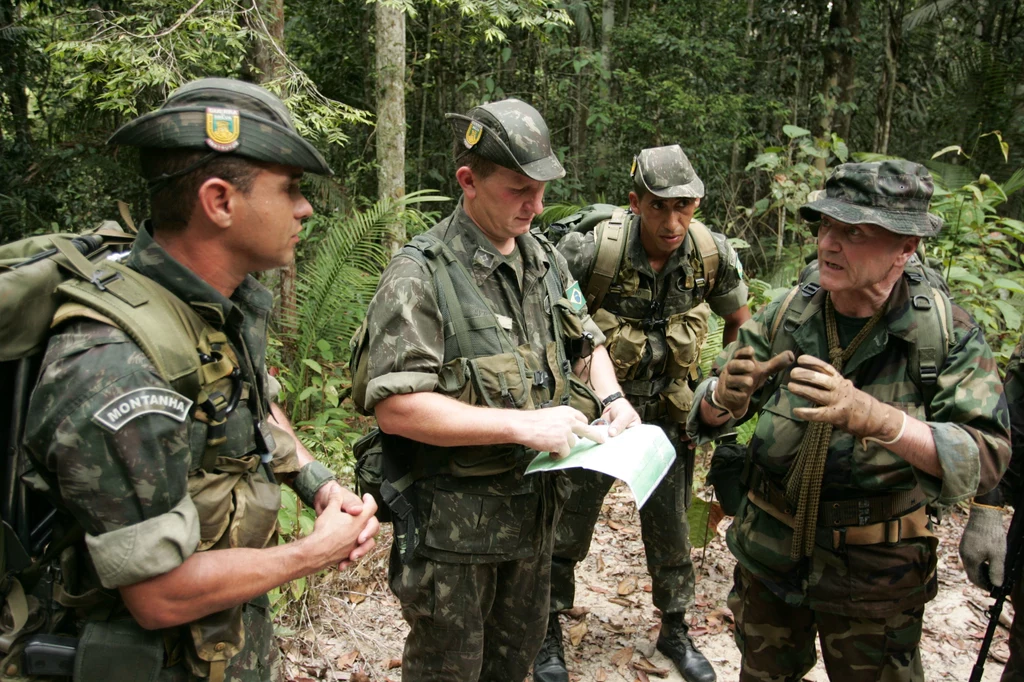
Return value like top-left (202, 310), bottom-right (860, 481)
top-left (276, 477), bottom-right (1011, 682)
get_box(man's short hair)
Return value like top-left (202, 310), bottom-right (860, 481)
top-left (139, 149), bottom-right (260, 232)
top-left (452, 142), bottom-right (499, 180)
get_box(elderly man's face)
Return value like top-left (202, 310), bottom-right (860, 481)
top-left (816, 215), bottom-right (916, 295)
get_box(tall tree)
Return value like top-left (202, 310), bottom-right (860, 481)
top-left (376, 0), bottom-right (407, 255)
top-left (874, 0), bottom-right (905, 154)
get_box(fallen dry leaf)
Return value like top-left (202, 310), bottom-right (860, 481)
top-left (636, 670), bottom-right (650, 682)
top-left (566, 606), bottom-right (591, 618)
top-left (351, 673), bottom-right (371, 682)
top-left (385, 657), bottom-right (401, 669)
top-left (611, 646), bottom-right (634, 667)
top-left (336, 650), bottom-right (360, 668)
top-left (595, 668), bottom-right (608, 681)
top-left (633, 656), bottom-right (670, 677)
top-left (568, 619), bottom-right (589, 646)
top-left (608, 597), bottom-right (634, 607)
top-left (607, 519), bottom-right (625, 530)
top-left (596, 554), bottom-right (606, 572)
top-left (618, 576), bottom-right (638, 595)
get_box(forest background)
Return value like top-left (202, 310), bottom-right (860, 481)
top-left (3, 0), bottom-right (1024, 562)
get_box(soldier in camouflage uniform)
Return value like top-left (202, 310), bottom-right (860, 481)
top-left (353, 99), bottom-right (640, 682)
top-left (960, 336), bottom-right (1024, 682)
top-left (535, 145), bottom-right (750, 682)
top-left (688, 160), bottom-right (1010, 681)
top-left (9, 78), bottom-right (379, 681)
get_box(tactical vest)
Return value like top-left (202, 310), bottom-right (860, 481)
top-left (350, 225), bottom-right (601, 553)
top-left (743, 264), bottom-right (953, 524)
top-left (0, 228), bottom-right (284, 681)
top-left (585, 212), bottom-right (719, 423)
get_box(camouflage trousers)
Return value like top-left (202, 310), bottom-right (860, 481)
top-left (388, 543), bottom-right (554, 682)
top-left (729, 565), bottom-right (924, 682)
top-left (1002, 576), bottom-right (1024, 682)
top-left (551, 437), bottom-right (694, 614)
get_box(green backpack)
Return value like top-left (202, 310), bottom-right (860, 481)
top-left (0, 221), bottom-right (244, 649)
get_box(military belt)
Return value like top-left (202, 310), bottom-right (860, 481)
top-left (747, 465), bottom-right (926, 528)
top-left (746, 490), bottom-right (933, 549)
top-left (620, 375), bottom-right (673, 398)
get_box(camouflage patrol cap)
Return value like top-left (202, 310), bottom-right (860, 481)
top-left (631, 144), bottom-right (705, 199)
top-left (108, 77), bottom-right (331, 175)
top-left (445, 99), bottom-right (565, 182)
top-left (799, 160), bottom-right (942, 237)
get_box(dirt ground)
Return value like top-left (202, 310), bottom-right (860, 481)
top-left (277, 480), bottom-right (1013, 682)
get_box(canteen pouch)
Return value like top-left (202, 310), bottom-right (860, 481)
top-left (593, 309), bottom-right (647, 381)
top-left (664, 302), bottom-right (711, 380)
top-left (707, 442), bottom-right (748, 516)
top-left (354, 429), bottom-right (392, 522)
top-left (73, 619), bottom-right (162, 682)
top-left (467, 352), bottom-right (536, 410)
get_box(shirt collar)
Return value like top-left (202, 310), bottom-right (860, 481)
top-left (443, 200), bottom-right (552, 283)
top-left (126, 222), bottom-right (272, 328)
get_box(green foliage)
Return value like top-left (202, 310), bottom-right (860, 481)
top-left (268, 486), bottom-right (316, 614)
top-left (928, 168), bottom-right (1024, 364)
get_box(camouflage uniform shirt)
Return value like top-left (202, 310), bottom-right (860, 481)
top-left (558, 213), bottom-right (746, 392)
top-left (688, 278), bottom-right (1010, 618)
top-left (22, 225), bottom-right (288, 681)
top-left (361, 202), bottom-right (604, 563)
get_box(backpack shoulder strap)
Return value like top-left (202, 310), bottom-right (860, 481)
top-left (408, 233), bottom-right (515, 361)
top-left (53, 262), bottom-right (211, 399)
top-left (687, 220), bottom-right (719, 293)
top-left (585, 208), bottom-right (630, 312)
top-left (904, 274), bottom-right (953, 394)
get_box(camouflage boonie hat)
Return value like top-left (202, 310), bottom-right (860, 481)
top-left (445, 99), bottom-right (565, 182)
top-left (108, 77), bottom-right (331, 175)
top-left (800, 160), bottom-right (942, 237)
top-left (632, 144), bottom-right (704, 199)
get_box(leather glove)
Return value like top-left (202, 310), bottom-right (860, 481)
top-left (959, 503), bottom-right (1007, 591)
top-left (713, 346), bottom-right (795, 419)
top-left (787, 355), bottom-right (905, 445)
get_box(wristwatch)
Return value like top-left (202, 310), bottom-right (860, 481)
top-left (704, 378), bottom-right (726, 411)
top-left (601, 391), bottom-right (624, 408)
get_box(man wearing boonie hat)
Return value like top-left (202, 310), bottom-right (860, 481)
top-left (14, 77), bottom-right (380, 681)
top-left (353, 98), bottom-right (639, 681)
top-left (687, 160), bottom-right (1009, 681)
top-left (537, 145), bottom-right (750, 682)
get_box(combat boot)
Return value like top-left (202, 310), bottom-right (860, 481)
top-left (532, 614), bottom-right (568, 682)
top-left (656, 612), bottom-right (716, 682)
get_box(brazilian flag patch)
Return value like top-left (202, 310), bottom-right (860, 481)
top-left (566, 281), bottom-right (586, 312)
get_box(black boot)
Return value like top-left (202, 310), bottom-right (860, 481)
top-left (532, 614), bottom-right (568, 682)
top-left (656, 613), bottom-right (716, 682)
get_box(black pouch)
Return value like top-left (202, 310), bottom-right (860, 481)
top-left (73, 619), bottom-right (163, 682)
top-left (707, 441), bottom-right (748, 516)
top-left (353, 429), bottom-right (392, 523)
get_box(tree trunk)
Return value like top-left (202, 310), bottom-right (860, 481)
top-left (874, 0), bottom-right (903, 155)
top-left (376, 1), bottom-right (407, 255)
top-left (834, 0), bottom-right (861, 141)
top-left (243, 0), bottom-right (299, 357)
top-left (600, 0), bottom-right (614, 76)
top-left (1, 0), bottom-right (32, 148)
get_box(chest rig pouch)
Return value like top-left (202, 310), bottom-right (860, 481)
top-left (53, 263), bottom-right (288, 682)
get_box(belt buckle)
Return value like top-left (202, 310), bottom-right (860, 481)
top-left (884, 517), bottom-right (902, 546)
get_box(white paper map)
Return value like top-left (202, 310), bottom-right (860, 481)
top-left (525, 424), bottom-right (676, 508)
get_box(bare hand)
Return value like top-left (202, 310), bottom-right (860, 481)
top-left (602, 397), bottom-right (641, 437)
top-left (309, 490), bottom-right (380, 571)
top-left (787, 355), bottom-right (902, 441)
top-left (514, 405), bottom-right (608, 459)
top-left (715, 346), bottom-right (794, 419)
top-left (313, 480), bottom-right (363, 516)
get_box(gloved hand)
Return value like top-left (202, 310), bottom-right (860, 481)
top-left (959, 503), bottom-right (1008, 591)
top-left (787, 355), bottom-right (904, 444)
top-left (713, 346), bottom-right (795, 419)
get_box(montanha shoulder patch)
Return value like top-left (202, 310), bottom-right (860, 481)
top-left (93, 388), bottom-right (193, 433)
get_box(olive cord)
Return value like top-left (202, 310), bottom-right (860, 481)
top-left (783, 294), bottom-right (886, 559)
